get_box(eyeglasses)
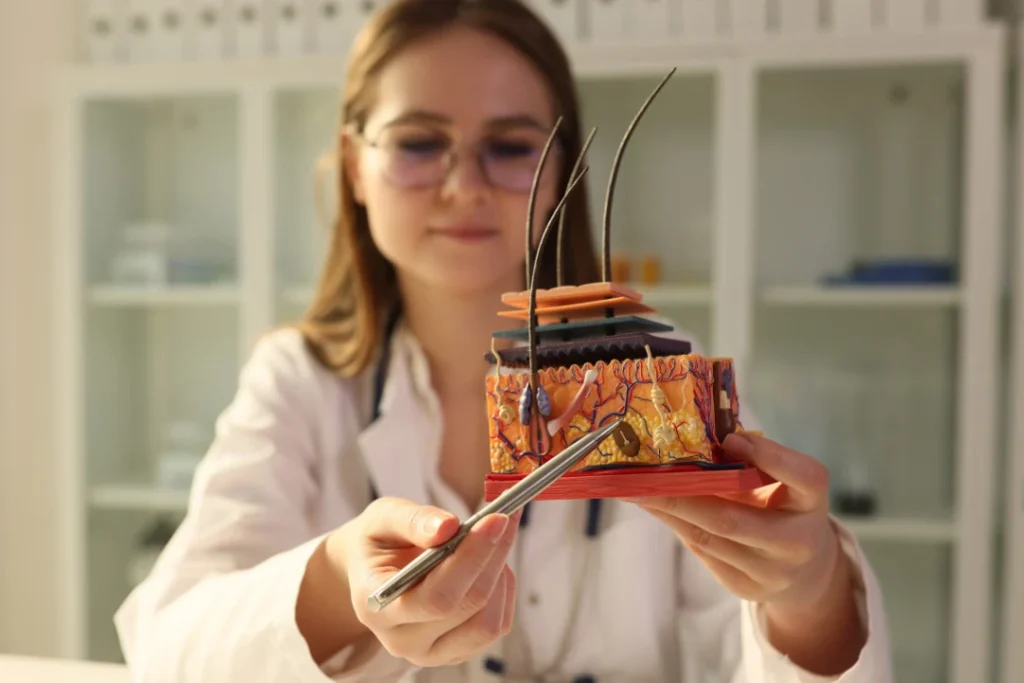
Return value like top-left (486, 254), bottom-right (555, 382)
top-left (353, 124), bottom-right (562, 192)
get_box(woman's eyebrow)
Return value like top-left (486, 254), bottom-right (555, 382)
top-left (486, 114), bottom-right (550, 132)
top-left (380, 109), bottom-right (451, 129)
top-left (376, 111), bottom-right (550, 133)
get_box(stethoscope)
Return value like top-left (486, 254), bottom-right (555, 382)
top-left (366, 305), bottom-right (602, 682)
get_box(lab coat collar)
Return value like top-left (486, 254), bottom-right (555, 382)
top-left (355, 319), bottom-right (437, 508)
top-left (356, 316), bottom-right (529, 518)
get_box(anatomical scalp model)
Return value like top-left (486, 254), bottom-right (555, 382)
top-left (482, 68), bottom-right (771, 502)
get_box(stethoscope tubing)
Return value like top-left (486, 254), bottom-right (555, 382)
top-left (365, 307), bottom-right (602, 681)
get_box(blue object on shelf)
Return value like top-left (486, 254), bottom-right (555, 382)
top-left (820, 259), bottom-right (956, 286)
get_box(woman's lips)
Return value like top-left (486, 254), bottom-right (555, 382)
top-left (430, 226), bottom-right (499, 243)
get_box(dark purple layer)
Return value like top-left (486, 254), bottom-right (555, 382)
top-left (484, 333), bottom-right (693, 369)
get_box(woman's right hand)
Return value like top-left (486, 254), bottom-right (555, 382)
top-left (327, 496), bottom-right (521, 667)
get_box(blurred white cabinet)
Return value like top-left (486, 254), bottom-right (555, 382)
top-left (743, 52), bottom-right (1005, 683)
top-left (1001, 34), bottom-right (1024, 683)
top-left (54, 92), bottom-right (248, 662)
top-left (55, 10), bottom-right (1008, 683)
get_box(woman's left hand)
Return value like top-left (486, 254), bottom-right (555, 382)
top-left (626, 431), bottom-right (867, 675)
top-left (624, 431), bottom-right (843, 609)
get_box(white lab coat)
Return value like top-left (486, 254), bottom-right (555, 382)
top-left (114, 320), bottom-right (893, 683)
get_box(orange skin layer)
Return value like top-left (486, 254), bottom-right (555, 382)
top-left (486, 354), bottom-right (724, 475)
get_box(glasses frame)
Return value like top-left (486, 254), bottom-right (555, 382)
top-left (348, 124), bottom-right (566, 193)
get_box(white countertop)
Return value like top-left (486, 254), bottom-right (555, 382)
top-left (0, 654), bottom-right (130, 682)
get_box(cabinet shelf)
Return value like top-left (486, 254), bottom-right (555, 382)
top-left (88, 285), bottom-right (239, 307)
top-left (89, 484), bottom-right (190, 513)
top-left (281, 283), bottom-right (712, 309)
top-left (634, 283), bottom-right (712, 306)
top-left (760, 285), bottom-right (962, 308)
top-left (837, 516), bottom-right (959, 544)
top-left (85, 481), bottom-right (958, 546)
top-left (280, 286), bottom-right (314, 307)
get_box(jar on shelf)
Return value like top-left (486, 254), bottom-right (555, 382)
top-left (639, 256), bottom-right (661, 285)
top-left (109, 221), bottom-right (169, 285)
top-left (166, 232), bottom-right (234, 284)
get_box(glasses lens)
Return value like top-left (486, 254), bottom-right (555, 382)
top-left (481, 132), bottom-right (559, 192)
top-left (369, 126), bottom-right (561, 191)
top-left (376, 127), bottom-right (449, 188)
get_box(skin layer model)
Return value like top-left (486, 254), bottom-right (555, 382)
top-left (481, 69), bottom-right (770, 501)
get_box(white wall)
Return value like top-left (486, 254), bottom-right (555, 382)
top-left (0, 0), bottom-right (75, 656)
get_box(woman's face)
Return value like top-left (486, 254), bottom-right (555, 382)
top-left (345, 25), bottom-right (563, 295)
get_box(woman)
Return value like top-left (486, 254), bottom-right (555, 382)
top-left (114, 1), bottom-right (893, 681)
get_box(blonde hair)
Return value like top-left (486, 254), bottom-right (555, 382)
top-left (297, 0), bottom-right (600, 377)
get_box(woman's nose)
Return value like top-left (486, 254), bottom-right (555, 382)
top-left (439, 149), bottom-right (491, 202)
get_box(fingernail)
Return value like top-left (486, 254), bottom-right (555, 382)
top-left (423, 516), bottom-right (445, 536)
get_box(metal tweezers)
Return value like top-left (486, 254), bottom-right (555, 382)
top-left (366, 416), bottom-right (624, 613)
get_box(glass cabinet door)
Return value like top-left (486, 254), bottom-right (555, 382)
top-left (746, 62), bottom-right (988, 683)
top-left (79, 93), bottom-right (242, 661)
top-left (273, 86), bottom-right (340, 323)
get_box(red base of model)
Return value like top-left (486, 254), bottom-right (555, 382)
top-left (483, 463), bottom-right (776, 502)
